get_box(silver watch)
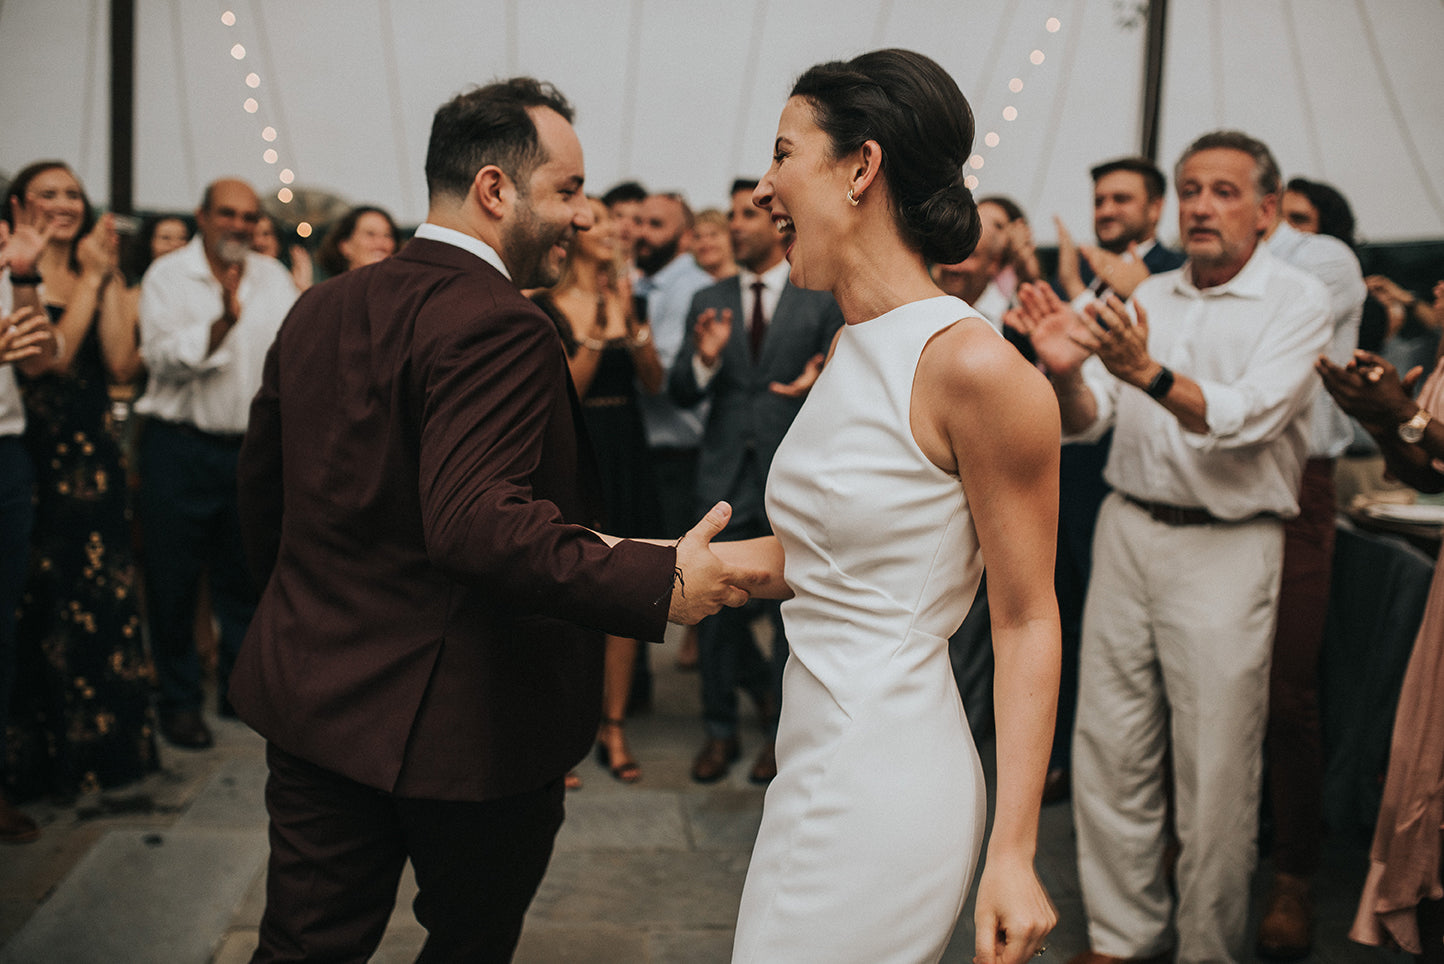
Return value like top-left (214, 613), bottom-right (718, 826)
top-left (1398, 407), bottom-right (1432, 444)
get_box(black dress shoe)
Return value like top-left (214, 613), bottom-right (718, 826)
top-left (161, 709), bottom-right (214, 750)
top-left (690, 737), bottom-right (740, 783)
top-left (1041, 767), bottom-right (1070, 805)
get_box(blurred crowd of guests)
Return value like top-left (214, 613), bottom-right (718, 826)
top-left (0, 138), bottom-right (1441, 964)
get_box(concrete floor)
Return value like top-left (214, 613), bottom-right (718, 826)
top-left (0, 628), bottom-right (1397, 963)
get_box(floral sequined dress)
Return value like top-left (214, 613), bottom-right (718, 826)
top-left (5, 305), bottom-right (157, 801)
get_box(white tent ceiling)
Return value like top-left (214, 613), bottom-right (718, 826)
top-left (2, 0), bottom-right (1442, 244)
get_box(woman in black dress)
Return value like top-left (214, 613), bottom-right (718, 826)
top-left (4, 160), bottom-right (157, 801)
top-left (533, 197), bottom-right (663, 782)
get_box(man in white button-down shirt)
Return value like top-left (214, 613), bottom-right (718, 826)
top-left (1015, 131), bottom-right (1331, 964)
top-left (134, 178), bottom-right (296, 750)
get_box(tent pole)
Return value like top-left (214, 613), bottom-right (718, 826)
top-left (109, 0), bottom-right (135, 214)
top-left (1139, 0), bottom-right (1168, 163)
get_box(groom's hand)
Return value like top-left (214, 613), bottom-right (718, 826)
top-left (668, 502), bottom-right (768, 624)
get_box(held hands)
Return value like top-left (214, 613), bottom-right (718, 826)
top-left (1316, 349), bottom-right (1420, 430)
top-left (668, 501), bottom-right (768, 625)
top-left (694, 307), bottom-right (733, 367)
top-left (973, 854), bottom-right (1057, 964)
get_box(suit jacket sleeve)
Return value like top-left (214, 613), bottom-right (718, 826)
top-left (417, 294), bottom-right (674, 641)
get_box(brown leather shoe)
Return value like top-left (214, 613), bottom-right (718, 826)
top-left (690, 737), bottom-right (739, 783)
top-left (1256, 872), bottom-right (1312, 960)
top-left (160, 709), bottom-right (214, 750)
top-left (0, 793), bottom-right (40, 844)
top-left (1066, 951), bottom-right (1171, 964)
top-left (749, 741), bottom-right (777, 784)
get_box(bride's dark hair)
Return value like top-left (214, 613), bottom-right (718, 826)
top-left (791, 49), bottom-right (980, 265)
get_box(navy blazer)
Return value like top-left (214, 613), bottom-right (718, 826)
top-left (668, 275), bottom-right (843, 512)
top-left (231, 238), bottom-right (676, 802)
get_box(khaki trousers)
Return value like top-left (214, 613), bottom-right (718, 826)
top-left (1073, 493), bottom-right (1284, 963)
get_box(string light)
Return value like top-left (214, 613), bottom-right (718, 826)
top-left (222, 12), bottom-right (299, 209)
top-left (964, 17), bottom-right (1061, 191)
top-left (297, 222), bottom-right (313, 239)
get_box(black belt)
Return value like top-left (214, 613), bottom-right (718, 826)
top-left (160, 419), bottom-right (245, 447)
top-left (1121, 493), bottom-right (1282, 526)
top-left (1122, 493), bottom-right (1222, 526)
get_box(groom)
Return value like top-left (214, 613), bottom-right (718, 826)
top-left (230, 78), bottom-right (759, 963)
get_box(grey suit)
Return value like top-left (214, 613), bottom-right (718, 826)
top-left (669, 274), bottom-right (843, 742)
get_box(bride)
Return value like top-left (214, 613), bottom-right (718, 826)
top-left (712, 49), bottom-right (1061, 963)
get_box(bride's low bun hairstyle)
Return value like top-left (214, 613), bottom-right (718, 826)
top-left (791, 49), bottom-right (981, 265)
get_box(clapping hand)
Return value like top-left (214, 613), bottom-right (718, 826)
top-left (668, 501), bottom-right (769, 625)
top-left (0, 307), bottom-right (55, 364)
top-left (1316, 349), bottom-right (1420, 431)
top-left (1079, 243), bottom-right (1151, 301)
top-left (1079, 294), bottom-right (1155, 387)
top-left (76, 214), bottom-right (120, 282)
top-left (2, 198), bottom-right (56, 276)
top-left (769, 353), bottom-right (824, 398)
top-left (1007, 282), bottom-right (1093, 376)
top-left (693, 307), bottom-right (733, 367)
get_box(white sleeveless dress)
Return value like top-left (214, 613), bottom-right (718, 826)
top-left (732, 295), bottom-right (989, 963)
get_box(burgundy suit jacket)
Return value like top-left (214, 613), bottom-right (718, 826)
top-left (230, 237), bottom-right (676, 801)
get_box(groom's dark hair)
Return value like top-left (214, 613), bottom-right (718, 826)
top-left (425, 77), bottom-right (574, 203)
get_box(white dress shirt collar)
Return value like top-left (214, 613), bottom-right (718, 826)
top-left (413, 223), bottom-right (511, 281)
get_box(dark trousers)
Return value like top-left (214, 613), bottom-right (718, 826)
top-left (252, 743), bottom-right (565, 964)
top-left (138, 420), bottom-right (257, 715)
top-left (0, 437), bottom-right (35, 780)
top-left (1265, 456), bottom-right (1336, 876)
top-left (1050, 435), bottom-right (1112, 770)
top-left (696, 451), bottom-right (784, 740)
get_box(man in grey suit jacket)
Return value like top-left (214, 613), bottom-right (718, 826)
top-left (670, 179), bottom-right (844, 784)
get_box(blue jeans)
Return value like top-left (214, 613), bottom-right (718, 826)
top-left (138, 420), bottom-right (257, 715)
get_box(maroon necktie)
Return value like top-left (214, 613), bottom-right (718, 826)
top-left (749, 280), bottom-right (766, 362)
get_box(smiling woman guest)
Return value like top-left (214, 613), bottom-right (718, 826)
top-left (316, 205), bottom-right (400, 278)
top-left (715, 49), bottom-right (1060, 963)
top-left (1, 160), bottom-right (158, 803)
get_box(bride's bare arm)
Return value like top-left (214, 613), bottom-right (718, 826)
top-left (914, 320), bottom-right (1060, 964)
top-left (710, 536), bottom-right (791, 600)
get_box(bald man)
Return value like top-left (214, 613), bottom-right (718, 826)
top-left (135, 177), bottom-right (297, 750)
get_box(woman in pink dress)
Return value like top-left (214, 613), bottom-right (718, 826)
top-left (1318, 282), bottom-right (1444, 961)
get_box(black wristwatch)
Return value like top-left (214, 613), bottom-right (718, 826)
top-left (1145, 366), bottom-right (1175, 400)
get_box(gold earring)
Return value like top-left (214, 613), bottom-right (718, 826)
top-left (846, 187), bottom-right (861, 207)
